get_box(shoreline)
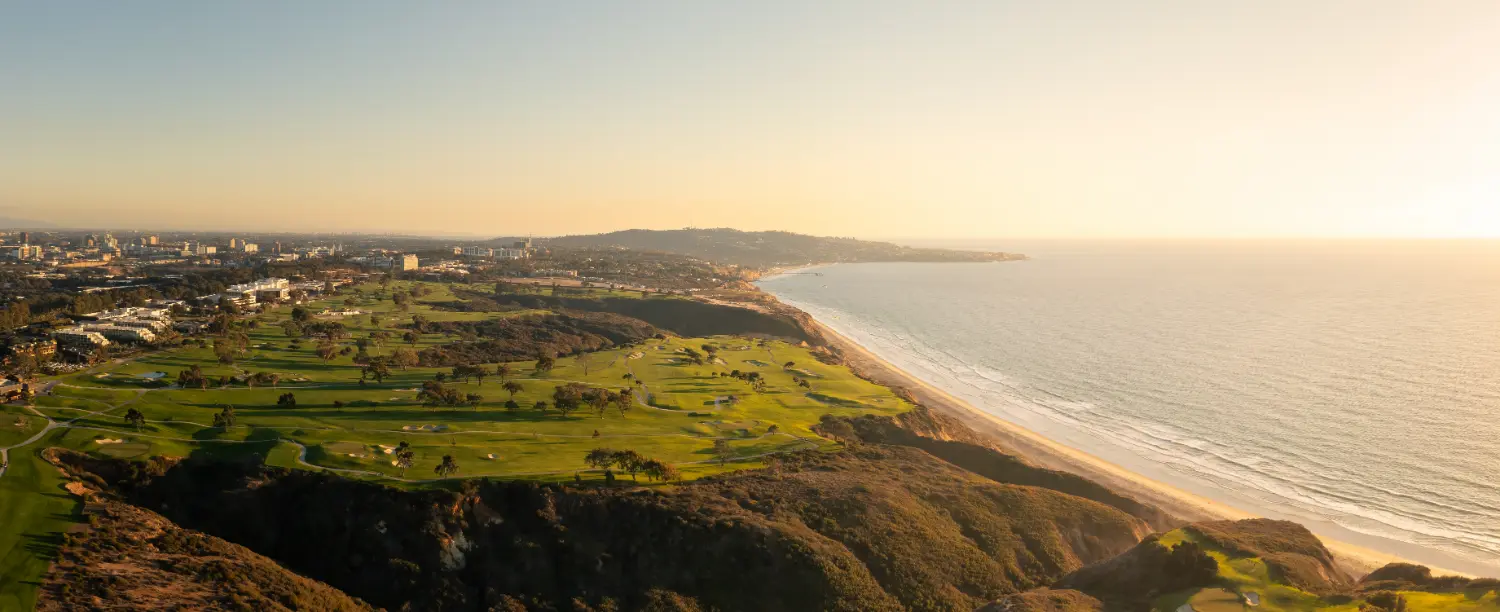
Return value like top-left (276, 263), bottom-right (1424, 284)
top-left (792, 306), bottom-right (1470, 579)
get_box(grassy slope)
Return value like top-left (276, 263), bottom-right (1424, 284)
top-left (1154, 530), bottom-right (1498, 612)
top-left (0, 430), bottom-right (84, 611)
top-left (1, 280), bottom-right (910, 606)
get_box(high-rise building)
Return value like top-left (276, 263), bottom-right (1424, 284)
top-left (229, 238), bottom-right (240, 249)
top-left (399, 254), bottom-right (420, 271)
top-left (18, 231), bottom-right (29, 244)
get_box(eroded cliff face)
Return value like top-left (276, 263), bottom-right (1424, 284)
top-left (53, 443), bottom-right (1153, 612)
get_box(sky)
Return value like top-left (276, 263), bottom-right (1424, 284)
top-left (3, 1), bottom-right (1500, 239)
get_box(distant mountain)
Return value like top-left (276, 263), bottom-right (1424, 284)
top-left (531, 228), bottom-right (1024, 268)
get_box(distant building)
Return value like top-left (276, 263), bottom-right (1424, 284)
top-left (461, 246), bottom-right (493, 258)
top-left (497, 248), bottom-right (528, 260)
top-left (229, 238), bottom-right (240, 249)
top-left (399, 254), bottom-right (420, 271)
top-left (80, 324), bottom-right (156, 344)
top-left (18, 231), bottom-right (29, 244)
top-left (53, 328), bottom-right (110, 349)
top-left (242, 243), bottom-right (259, 253)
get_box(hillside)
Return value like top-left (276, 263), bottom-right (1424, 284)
top-left (53, 443), bottom-right (1150, 612)
top-left (534, 228), bottom-right (1024, 268)
top-left (36, 493), bottom-right (371, 611)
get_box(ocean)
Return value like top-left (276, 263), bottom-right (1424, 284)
top-left (756, 240), bottom-right (1500, 576)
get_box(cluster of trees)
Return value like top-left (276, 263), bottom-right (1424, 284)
top-left (0, 301), bottom-right (31, 330)
top-left (552, 383), bottom-right (634, 418)
top-left (411, 313), bottom-right (654, 367)
top-left (582, 448), bottom-right (680, 482)
top-left (417, 380), bottom-right (482, 409)
top-left (177, 365), bottom-right (209, 390)
top-left (717, 370), bottom-right (767, 392)
top-left (211, 405), bottom-right (236, 428)
top-left (276, 392), bottom-right (297, 407)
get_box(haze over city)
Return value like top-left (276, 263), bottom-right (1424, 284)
top-left (5, 1), bottom-right (1500, 238)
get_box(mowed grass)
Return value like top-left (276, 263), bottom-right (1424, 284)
top-left (0, 431), bottom-right (84, 611)
top-left (0, 280), bottom-right (913, 603)
top-left (1154, 530), bottom-right (1500, 612)
top-left (33, 279), bottom-right (909, 482)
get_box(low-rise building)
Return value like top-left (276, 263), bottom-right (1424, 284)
top-left (53, 327), bottom-right (110, 349)
top-left (80, 324), bottom-right (156, 344)
top-left (400, 254), bottom-right (420, 271)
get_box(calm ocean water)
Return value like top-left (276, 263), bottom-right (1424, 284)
top-left (758, 240), bottom-right (1500, 576)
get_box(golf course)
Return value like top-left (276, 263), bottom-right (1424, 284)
top-left (0, 279), bottom-right (911, 608)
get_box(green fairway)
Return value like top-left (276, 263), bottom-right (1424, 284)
top-left (0, 279), bottom-right (916, 604)
top-left (0, 431), bottom-right (84, 612)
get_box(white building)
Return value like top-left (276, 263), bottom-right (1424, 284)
top-left (497, 248), bottom-right (528, 260)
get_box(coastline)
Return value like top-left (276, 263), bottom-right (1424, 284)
top-left (795, 309), bottom-right (1464, 579)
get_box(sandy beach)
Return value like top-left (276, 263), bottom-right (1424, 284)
top-left (800, 315), bottom-right (1460, 579)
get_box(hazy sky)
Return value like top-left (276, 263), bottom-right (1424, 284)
top-left (4, 2), bottom-right (1500, 238)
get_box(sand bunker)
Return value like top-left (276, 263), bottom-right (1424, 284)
top-left (376, 445), bottom-right (396, 455)
top-left (1244, 592), bottom-right (1261, 606)
top-left (402, 424), bottom-right (449, 432)
top-left (484, 453), bottom-right (496, 460)
top-left (94, 439), bottom-right (125, 445)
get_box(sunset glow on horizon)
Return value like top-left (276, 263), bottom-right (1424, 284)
top-left (3, 1), bottom-right (1500, 238)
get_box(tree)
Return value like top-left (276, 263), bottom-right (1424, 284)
top-left (277, 392), bottom-right (297, 407)
top-left (495, 363), bottom-right (512, 383)
top-left (502, 380), bottom-right (524, 401)
top-left (552, 383), bottom-right (587, 418)
top-left (533, 400), bottom-right (548, 414)
top-left (585, 448), bottom-right (617, 470)
top-left (178, 365), bottom-right (208, 390)
top-left (466, 393), bottom-right (483, 410)
top-left (124, 408), bottom-right (145, 432)
top-left (713, 439), bottom-right (732, 465)
top-left (504, 399), bottom-right (519, 412)
top-left (291, 306), bottom-right (310, 322)
top-left (316, 342), bottom-right (338, 362)
top-left (783, 361), bottom-right (796, 370)
top-left (333, 400), bottom-right (345, 411)
top-left (613, 389), bottom-right (633, 418)
top-left (212, 405), bottom-right (236, 429)
top-left (435, 455), bottom-right (459, 478)
top-left (534, 355), bottom-right (556, 375)
top-left (585, 389), bottom-right (611, 417)
top-left (282, 320), bottom-right (304, 339)
top-left (642, 459), bottom-right (679, 482)
top-left (576, 352), bottom-right (596, 375)
top-left (472, 365), bottom-right (490, 386)
top-left (214, 337), bottom-right (237, 365)
top-left (391, 347), bottom-right (419, 370)
top-left (363, 359), bottom-right (391, 383)
top-left (613, 450), bottom-right (646, 481)
top-left (767, 424), bottom-right (780, 435)
top-left (403, 330), bottom-right (420, 346)
top-left (395, 441), bottom-right (414, 477)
